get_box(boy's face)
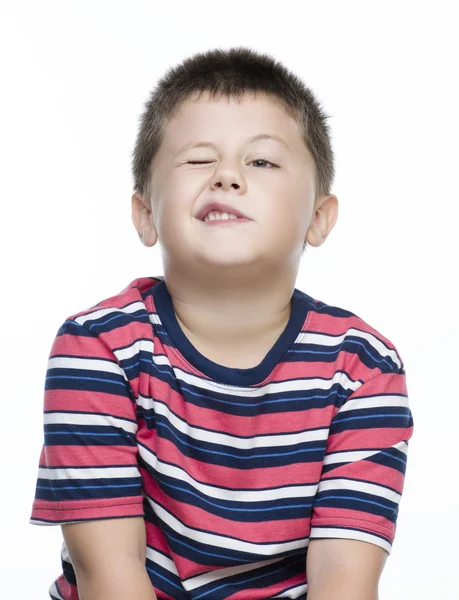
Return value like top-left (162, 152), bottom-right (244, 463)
top-left (133, 91), bottom-right (335, 272)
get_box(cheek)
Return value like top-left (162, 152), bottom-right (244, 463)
top-left (154, 191), bottom-right (195, 243)
top-left (158, 179), bottom-right (192, 217)
top-left (267, 191), bottom-right (307, 226)
top-left (273, 200), bottom-right (311, 247)
top-left (164, 172), bottom-right (203, 205)
top-left (275, 211), bottom-right (307, 242)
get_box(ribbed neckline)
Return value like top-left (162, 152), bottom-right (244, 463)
top-left (151, 279), bottom-right (311, 386)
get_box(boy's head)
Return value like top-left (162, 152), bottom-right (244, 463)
top-left (131, 46), bottom-right (338, 274)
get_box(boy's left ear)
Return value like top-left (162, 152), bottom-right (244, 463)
top-left (131, 192), bottom-right (158, 247)
top-left (305, 194), bottom-right (339, 247)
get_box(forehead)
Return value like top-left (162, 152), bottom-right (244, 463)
top-left (162, 91), bottom-right (306, 151)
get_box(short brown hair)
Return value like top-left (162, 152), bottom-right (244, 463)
top-left (131, 46), bottom-right (335, 210)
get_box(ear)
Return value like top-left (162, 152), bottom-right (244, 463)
top-left (131, 192), bottom-right (158, 247)
top-left (305, 194), bottom-right (339, 247)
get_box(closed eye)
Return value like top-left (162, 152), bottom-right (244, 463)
top-left (187, 159), bottom-right (278, 168)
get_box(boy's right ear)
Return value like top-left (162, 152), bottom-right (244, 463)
top-left (131, 192), bottom-right (158, 247)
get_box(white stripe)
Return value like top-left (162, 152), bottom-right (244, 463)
top-left (338, 394), bottom-right (409, 413)
top-left (139, 445), bottom-right (318, 502)
top-left (150, 312), bottom-right (162, 326)
top-left (151, 354), bottom-right (361, 397)
top-left (61, 541), bottom-right (72, 564)
top-left (309, 526), bottom-right (392, 554)
top-left (298, 329), bottom-right (401, 370)
top-left (150, 498), bottom-right (307, 556)
top-left (48, 355), bottom-right (128, 382)
top-left (395, 440), bottom-right (409, 455)
top-left (29, 517), bottom-right (54, 526)
top-left (317, 478), bottom-right (401, 503)
top-left (324, 440), bottom-right (408, 466)
top-left (297, 331), bottom-right (345, 347)
top-left (151, 352), bottom-right (173, 367)
top-left (183, 556), bottom-right (286, 591)
top-left (272, 583), bottom-right (308, 598)
top-left (37, 465), bottom-right (140, 481)
top-left (323, 449), bottom-right (381, 465)
top-left (43, 411), bottom-right (137, 434)
top-left (114, 338), bottom-right (154, 363)
top-left (74, 301), bottom-right (147, 326)
top-left (146, 546), bottom-right (179, 577)
top-left (138, 395), bottom-right (329, 449)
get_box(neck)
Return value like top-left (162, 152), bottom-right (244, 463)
top-left (162, 263), bottom-right (298, 349)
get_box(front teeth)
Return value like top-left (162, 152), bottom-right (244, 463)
top-left (204, 211), bottom-right (239, 222)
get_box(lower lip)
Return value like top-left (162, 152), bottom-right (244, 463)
top-left (199, 217), bottom-right (251, 226)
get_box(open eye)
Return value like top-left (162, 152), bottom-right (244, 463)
top-left (248, 159), bottom-right (277, 168)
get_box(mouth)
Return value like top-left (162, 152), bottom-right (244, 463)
top-left (195, 202), bottom-right (251, 222)
top-left (197, 216), bottom-right (252, 226)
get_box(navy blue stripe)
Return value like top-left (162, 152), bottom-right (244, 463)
top-left (314, 490), bottom-right (399, 523)
top-left (34, 476), bottom-right (142, 502)
top-left (154, 418), bottom-right (326, 469)
top-left (330, 407), bottom-right (412, 434)
top-left (153, 471), bottom-right (314, 521)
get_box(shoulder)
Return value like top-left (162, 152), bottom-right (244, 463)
top-left (49, 276), bottom-right (164, 400)
top-left (51, 277), bottom-right (163, 398)
top-left (63, 275), bottom-right (162, 341)
top-left (301, 291), bottom-right (405, 377)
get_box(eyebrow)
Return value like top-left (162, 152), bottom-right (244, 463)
top-left (176, 133), bottom-right (290, 155)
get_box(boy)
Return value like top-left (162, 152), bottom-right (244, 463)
top-left (30, 46), bottom-right (414, 600)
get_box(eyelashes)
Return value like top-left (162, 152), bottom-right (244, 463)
top-left (187, 159), bottom-right (278, 168)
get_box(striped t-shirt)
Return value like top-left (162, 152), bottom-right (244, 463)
top-left (30, 275), bottom-right (414, 600)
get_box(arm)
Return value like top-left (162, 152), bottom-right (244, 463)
top-left (306, 538), bottom-right (387, 600)
top-left (306, 360), bottom-right (413, 597)
top-left (62, 516), bottom-right (158, 600)
top-left (309, 367), bottom-right (413, 552)
top-left (29, 317), bottom-right (154, 595)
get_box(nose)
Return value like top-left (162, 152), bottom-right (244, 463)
top-left (210, 167), bottom-right (244, 191)
top-left (209, 157), bottom-right (246, 192)
top-left (212, 181), bottom-right (240, 189)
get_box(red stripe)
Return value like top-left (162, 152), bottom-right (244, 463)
top-left (327, 426), bottom-right (411, 453)
top-left (31, 496), bottom-right (144, 522)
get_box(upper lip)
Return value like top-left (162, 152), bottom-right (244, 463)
top-left (196, 201), bottom-right (250, 221)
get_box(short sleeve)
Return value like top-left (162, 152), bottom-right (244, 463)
top-left (30, 319), bottom-right (145, 525)
top-left (309, 368), bottom-right (414, 555)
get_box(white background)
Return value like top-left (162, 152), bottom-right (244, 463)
top-left (1, 1), bottom-right (457, 598)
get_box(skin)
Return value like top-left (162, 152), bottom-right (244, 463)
top-left (131, 90), bottom-right (338, 367)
